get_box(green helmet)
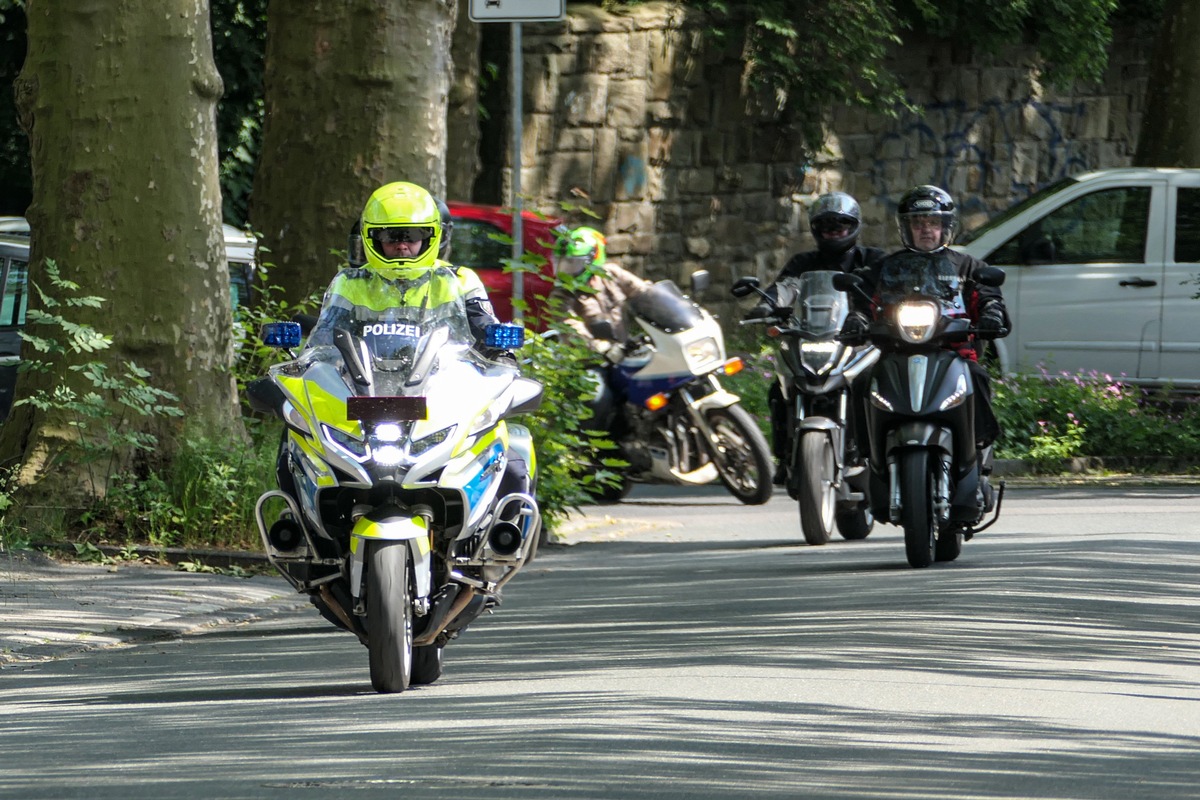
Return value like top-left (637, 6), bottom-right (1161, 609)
top-left (555, 226), bottom-right (606, 277)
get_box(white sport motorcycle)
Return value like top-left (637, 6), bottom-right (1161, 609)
top-left (590, 271), bottom-right (774, 505)
top-left (251, 284), bottom-right (542, 693)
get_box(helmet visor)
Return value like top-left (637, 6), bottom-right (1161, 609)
top-left (899, 212), bottom-right (954, 252)
top-left (558, 254), bottom-right (592, 276)
top-left (813, 216), bottom-right (855, 237)
top-left (369, 226), bottom-right (435, 247)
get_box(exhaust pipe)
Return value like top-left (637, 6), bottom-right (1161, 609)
top-left (267, 516), bottom-right (305, 554)
top-left (487, 521), bottom-right (523, 556)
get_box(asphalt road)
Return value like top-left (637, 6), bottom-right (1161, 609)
top-left (1, 484), bottom-right (1198, 800)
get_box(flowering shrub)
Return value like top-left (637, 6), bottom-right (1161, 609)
top-left (992, 366), bottom-right (1200, 464)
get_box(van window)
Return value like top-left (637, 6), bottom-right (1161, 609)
top-left (990, 186), bottom-right (1151, 265)
top-left (1174, 187), bottom-right (1200, 263)
top-left (451, 219), bottom-right (510, 272)
top-left (1, 258), bottom-right (27, 327)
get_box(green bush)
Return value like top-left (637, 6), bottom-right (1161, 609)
top-left (721, 325), bottom-right (774, 437)
top-left (992, 367), bottom-right (1200, 466)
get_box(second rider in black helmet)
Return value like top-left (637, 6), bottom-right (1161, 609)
top-left (747, 191), bottom-right (886, 484)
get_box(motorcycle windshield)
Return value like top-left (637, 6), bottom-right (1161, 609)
top-left (299, 266), bottom-right (483, 397)
top-left (776, 270), bottom-right (850, 338)
top-left (875, 251), bottom-right (962, 305)
top-left (627, 280), bottom-right (704, 334)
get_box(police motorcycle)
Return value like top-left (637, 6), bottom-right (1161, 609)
top-left (834, 254), bottom-right (1005, 568)
top-left (590, 271), bottom-right (774, 505)
top-left (250, 279), bottom-right (542, 693)
top-left (732, 270), bottom-right (878, 545)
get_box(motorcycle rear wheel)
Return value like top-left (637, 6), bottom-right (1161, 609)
top-left (366, 541), bottom-right (414, 693)
top-left (836, 507), bottom-right (874, 540)
top-left (706, 405), bottom-right (773, 505)
top-left (936, 528), bottom-right (963, 562)
top-left (797, 431), bottom-right (835, 545)
top-left (411, 644), bottom-right (444, 685)
top-left (899, 450), bottom-right (937, 568)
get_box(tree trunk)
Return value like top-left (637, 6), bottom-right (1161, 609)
top-left (2, 0), bottom-right (239, 505)
top-left (1134, 0), bottom-right (1200, 167)
top-left (251, 0), bottom-right (455, 308)
top-left (447, 0), bottom-right (481, 201)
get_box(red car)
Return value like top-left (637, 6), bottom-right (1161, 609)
top-left (447, 201), bottom-right (563, 326)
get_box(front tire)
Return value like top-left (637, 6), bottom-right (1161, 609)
top-left (707, 405), bottom-right (774, 505)
top-left (797, 431), bottom-right (835, 545)
top-left (898, 450), bottom-right (937, 568)
top-left (366, 541), bottom-right (413, 693)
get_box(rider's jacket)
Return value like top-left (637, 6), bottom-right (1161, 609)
top-left (307, 260), bottom-right (504, 352)
top-left (855, 248), bottom-right (1010, 361)
top-left (756, 245), bottom-right (887, 308)
top-left (550, 262), bottom-right (652, 352)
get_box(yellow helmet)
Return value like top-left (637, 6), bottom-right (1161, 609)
top-left (360, 182), bottom-right (442, 275)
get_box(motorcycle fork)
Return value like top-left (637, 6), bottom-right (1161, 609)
top-left (794, 391), bottom-right (849, 486)
top-left (886, 449), bottom-right (952, 525)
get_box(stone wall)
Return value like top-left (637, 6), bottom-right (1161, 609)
top-left (508, 2), bottom-right (1154, 320)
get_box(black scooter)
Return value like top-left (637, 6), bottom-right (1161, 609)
top-left (834, 254), bottom-right (1005, 568)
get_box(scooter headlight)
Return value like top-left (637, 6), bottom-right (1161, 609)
top-left (685, 337), bottom-right (721, 370)
top-left (896, 301), bottom-right (938, 344)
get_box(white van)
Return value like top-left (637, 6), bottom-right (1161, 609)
top-left (955, 168), bottom-right (1200, 388)
top-left (0, 224), bottom-right (259, 419)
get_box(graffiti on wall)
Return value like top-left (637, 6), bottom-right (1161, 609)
top-left (866, 97), bottom-right (1093, 214)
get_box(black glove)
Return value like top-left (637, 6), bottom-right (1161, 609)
top-left (486, 348), bottom-right (519, 366)
top-left (976, 309), bottom-right (1007, 338)
top-left (745, 302), bottom-right (773, 321)
top-left (840, 311), bottom-right (870, 343)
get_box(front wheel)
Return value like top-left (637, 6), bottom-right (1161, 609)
top-left (706, 404), bottom-right (774, 505)
top-left (366, 541), bottom-right (413, 693)
top-left (898, 450), bottom-right (937, 568)
top-left (797, 431), bottom-right (835, 545)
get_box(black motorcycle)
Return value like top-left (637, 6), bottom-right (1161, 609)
top-left (733, 271), bottom-right (877, 544)
top-left (834, 254), bottom-right (1005, 568)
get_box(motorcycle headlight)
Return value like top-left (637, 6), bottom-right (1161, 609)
top-left (685, 337), bottom-right (721, 370)
top-left (411, 424), bottom-right (456, 456)
top-left (323, 424), bottom-right (367, 460)
top-left (372, 444), bottom-right (405, 467)
top-left (799, 340), bottom-right (839, 374)
top-left (896, 301), bottom-right (938, 344)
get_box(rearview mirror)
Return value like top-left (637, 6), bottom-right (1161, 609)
top-left (977, 266), bottom-right (1006, 287)
top-left (730, 276), bottom-right (761, 298)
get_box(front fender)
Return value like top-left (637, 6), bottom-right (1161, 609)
top-left (349, 511), bottom-right (433, 601)
top-left (688, 385), bottom-right (740, 413)
top-left (887, 422), bottom-right (953, 455)
top-left (797, 416), bottom-right (840, 434)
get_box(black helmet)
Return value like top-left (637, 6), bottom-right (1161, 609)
top-left (434, 196), bottom-right (453, 260)
top-left (897, 185), bottom-right (957, 252)
top-left (809, 191), bottom-right (861, 256)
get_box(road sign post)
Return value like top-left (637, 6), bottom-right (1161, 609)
top-left (469, 0), bottom-right (565, 322)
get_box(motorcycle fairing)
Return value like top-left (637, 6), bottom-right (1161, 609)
top-left (628, 289), bottom-right (726, 380)
top-left (873, 351), bottom-right (974, 416)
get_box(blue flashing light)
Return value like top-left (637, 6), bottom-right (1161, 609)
top-left (262, 321), bottom-right (303, 348)
top-left (485, 322), bottom-right (526, 350)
